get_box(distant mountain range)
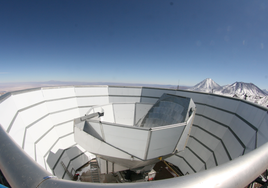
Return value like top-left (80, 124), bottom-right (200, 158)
top-left (189, 78), bottom-right (222, 93)
top-left (188, 78), bottom-right (268, 107)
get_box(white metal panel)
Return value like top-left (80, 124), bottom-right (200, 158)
top-left (165, 155), bottom-right (183, 168)
top-left (176, 117), bottom-right (193, 151)
top-left (177, 156), bottom-right (195, 174)
top-left (191, 126), bottom-right (220, 151)
top-left (176, 91), bottom-right (206, 104)
top-left (98, 158), bottom-right (107, 174)
top-left (8, 114), bottom-right (27, 146)
top-left (114, 162), bottom-right (128, 173)
top-left (78, 107), bottom-right (92, 116)
top-left (108, 87), bottom-right (142, 96)
top-left (65, 148), bottom-right (89, 169)
top-left (11, 90), bottom-right (44, 110)
top-left (101, 104), bottom-right (115, 123)
top-left (87, 121), bottom-right (103, 139)
top-left (187, 137), bottom-right (213, 164)
top-left (36, 128), bottom-right (60, 157)
top-left (49, 108), bottom-right (80, 125)
top-left (192, 115), bottom-right (204, 127)
top-left (45, 98), bottom-right (78, 113)
top-left (141, 88), bottom-right (175, 98)
top-left (113, 104), bottom-right (135, 125)
top-left (23, 133), bottom-right (35, 160)
top-left (50, 134), bottom-right (75, 153)
top-left (147, 125), bottom-right (184, 159)
top-left (34, 121), bottom-right (74, 165)
top-left (134, 103), bottom-right (153, 125)
top-left (102, 124), bottom-right (148, 159)
top-left (42, 87), bottom-right (76, 100)
top-left (26, 116), bottom-right (54, 142)
top-left (140, 97), bottom-right (158, 104)
top-left (0, 96), bottom-right (19, 130)
top-left (76, 96), bottom-right (109, 106)
top-left (74, 86), bottom-right (108, 96)
top-left (19, 102), bottom-right (48, 126)
top-left (109, 96), bottom-right (140, 103)
top-left (54, 152), bottom-right (69, 179)
top-left (182, 148), bottom-right (205, 172)
top-left (54, 121), bottom-right (74, 138)
top-left (74, 127), bottom-right (132, 160)
top-left (195, 116), bottom-right (228, 139)
top-left (36, 146), bottom-right (47, 170)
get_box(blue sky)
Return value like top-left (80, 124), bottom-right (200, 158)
top-left (1, 0), bottom-right (268, 89)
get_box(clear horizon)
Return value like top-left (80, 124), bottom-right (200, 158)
top-left (1, 1), bottom-right (267, 89)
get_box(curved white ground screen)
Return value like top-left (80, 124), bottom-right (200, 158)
top-left (0, 86), bottom-right (267, 177)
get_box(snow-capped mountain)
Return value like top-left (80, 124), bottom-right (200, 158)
top-left (188, 78), bottom-right (222, 93)
top-left (263, 89), bottom-right (268, 94)
top-left (189, 79), bottom-right (268, 107)
top-left (218, 82), bottom-right (267, 97)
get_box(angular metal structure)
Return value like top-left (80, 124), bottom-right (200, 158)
top-left (0, 85), bottom-right (268, 187)
top-left (74, 94), bottom-right (195, 172)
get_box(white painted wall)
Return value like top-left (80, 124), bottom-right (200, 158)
top-left (0, 86), bottom-right (267, 178)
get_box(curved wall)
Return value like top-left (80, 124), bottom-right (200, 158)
top-left (0, 86), bottom-right (267, 177)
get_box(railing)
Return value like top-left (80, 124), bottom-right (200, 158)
top-left (1, 123), bottom-right (268, 188)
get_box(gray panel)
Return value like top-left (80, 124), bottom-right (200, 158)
top-left (140, 97), bottom-right (158, 104)
top-left (257, 114), bottom-right (268, 147)
top-left (175, 91), bottom-right (206, 104)
top-left (229, 116), bottom-right (256, 146)
top-left (221, 130), bottom-right (244, 159)
top-left (86, 121), bottom-right (103, 139)
top-left (191, 126), bottom-right (221, 151)
top-left (187, 137), bottom-right (214, 166)
top-left (194, 115), bottom-right (229, 139)
top-left (141, 88), bottom-right (175, 98)
top-left (195, 104), bottom-right (207, 115)
top-left (244, 135), bottom-right (256, 155)
top-left (181, 148), bottom-right (205, 172)
top-left (84, 121), bottom-right (103, 141)
top-left (206, 154), bottom-right (217, 169)
top-left (211, 96), bottom-right (240, 113)
top-left (134, 103), bottom-right (153, 125)
top-left (102, 123), bottom-right (148, 159)
top-left (108, 87), bottom-right (142, 96)
top-left (165, 155), bottom-right (183, 168)
top-left (147, 126), bottom-right (184, 159)
top-left (109, 96), bottom-right (140, 103)
top-left (236, 102), bottom-right (266, 127)
top-left (113, 103), bottom-right (135, 125)
top-left (213, 142), bottom-right (230, 165)
top-left (202, 106), bottom-right (234, 126)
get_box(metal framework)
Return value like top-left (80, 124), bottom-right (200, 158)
top-left (0, 86), bottom-right (268, 188)
top-left (1, 123), bottom-right (268, 188)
